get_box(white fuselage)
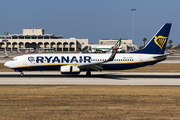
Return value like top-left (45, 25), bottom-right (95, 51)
top-left (4, 53), bottom-right (165, 72)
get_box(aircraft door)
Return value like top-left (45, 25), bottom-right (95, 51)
top-left (23, 56), bottom-right (27, 65)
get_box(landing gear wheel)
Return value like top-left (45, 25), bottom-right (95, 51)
top-left (86, 71), bottom-right (91, 76)
top-left (20, 72), bottom-right (24, 77)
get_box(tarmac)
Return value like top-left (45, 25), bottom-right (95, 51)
top-left (0, 72), bottom-right (180, 85)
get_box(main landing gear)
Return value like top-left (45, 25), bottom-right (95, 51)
top-left (86, 71), bottom-right (91, 76)
top-left (20, 72), bottom-right (24, 77)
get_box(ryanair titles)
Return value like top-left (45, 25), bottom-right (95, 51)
top-left (28, 56), bottom-right (92, 63)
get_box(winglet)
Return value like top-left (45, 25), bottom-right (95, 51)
top-left (106, 49), bottom-right (117, 62)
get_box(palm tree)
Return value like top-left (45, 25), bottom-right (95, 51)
top-left (143, 38), bottom-right (147, 47)
top-left (168, 40), bottom-right (173, 49)
top-left (178, 44), bottom-right (180, 52)
top-left (178, 44), bottom-right (180, 49)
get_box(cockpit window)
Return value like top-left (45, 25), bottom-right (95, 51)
top-left (11, 59), bottom-right (17, 61)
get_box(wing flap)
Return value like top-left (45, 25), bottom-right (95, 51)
top-left (78, 61), bottom-right (104, 71)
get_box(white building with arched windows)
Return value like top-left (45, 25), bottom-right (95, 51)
top-left (0, 29), bottom-right (88, 53)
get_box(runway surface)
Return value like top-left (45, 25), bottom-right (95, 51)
top-left (0, 72), bottom-right (180, 85)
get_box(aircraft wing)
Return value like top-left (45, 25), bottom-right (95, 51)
top-left (77, 61), bottom-right (104, 71)
top-left (77, 49), bottom-right (117, 71)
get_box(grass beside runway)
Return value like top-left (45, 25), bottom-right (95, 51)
top-left (1, 63), bottom-right (180, 72)
top-left (0, 85), bottom-right (180, 119)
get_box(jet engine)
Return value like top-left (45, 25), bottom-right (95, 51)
top-left (60, 65), bottom-right (80, 74)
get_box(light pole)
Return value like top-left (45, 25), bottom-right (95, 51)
top-left (131, 9), bottom-right (136, 45)
top-left (4, 31), bottom-right (8, 58)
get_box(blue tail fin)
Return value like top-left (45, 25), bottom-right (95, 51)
top-left (131, 23), bottom-right (172, 54)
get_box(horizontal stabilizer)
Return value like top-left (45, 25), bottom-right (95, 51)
top-left (153, 53), bottom-right (173, 59)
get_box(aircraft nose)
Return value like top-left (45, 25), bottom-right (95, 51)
top-left (4, 61), bottom-right (11, 68)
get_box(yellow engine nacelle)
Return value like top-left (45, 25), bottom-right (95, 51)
top-left (60, 66), bottom-right (80, 74)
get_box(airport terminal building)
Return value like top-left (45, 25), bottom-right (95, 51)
top-left (88, 39), bottom-right (134, 53)
top-left (0, 29), bottom-right (88, 53)
top-left (99, 39), bottom-right (134, 52)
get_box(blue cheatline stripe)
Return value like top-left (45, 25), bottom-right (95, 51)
top-left (13, 57), bottom-right (166, 71)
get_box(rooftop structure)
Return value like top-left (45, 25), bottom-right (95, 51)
top-left (23, 29), bottom-right (45, 35)
top-left (0, 29), bottom-right (63, 39)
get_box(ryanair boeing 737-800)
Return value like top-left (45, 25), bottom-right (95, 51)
top-left (4, 23), bottom-right (172, 76)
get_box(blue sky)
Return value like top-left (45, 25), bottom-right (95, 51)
top-left (0, 0), bottom-right (179, 46)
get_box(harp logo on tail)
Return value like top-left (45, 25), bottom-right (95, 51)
top-left (154, 36), bottom-right (168, 50)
